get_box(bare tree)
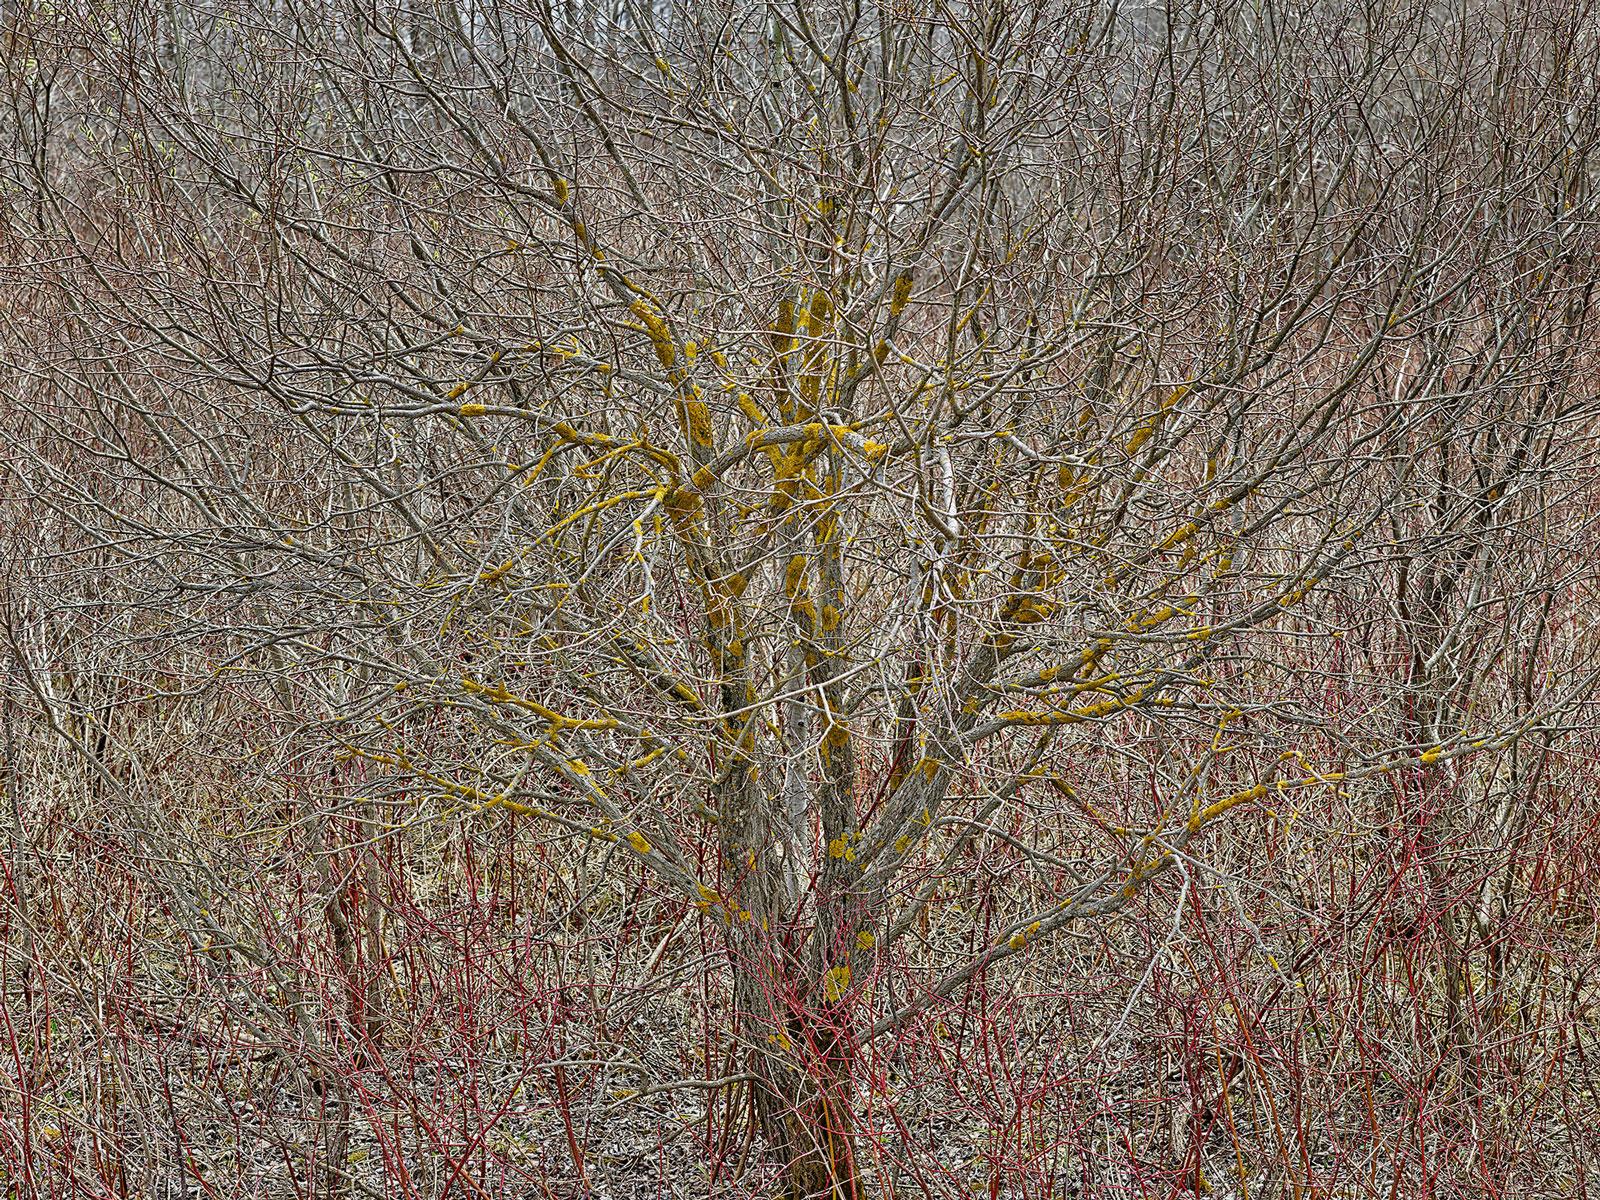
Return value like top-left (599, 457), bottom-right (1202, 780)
top-left (4, 0), bottom-right (1600, 1196)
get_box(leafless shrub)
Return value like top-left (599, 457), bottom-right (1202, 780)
top-left (3, 0), bottom-right (1600, 1196)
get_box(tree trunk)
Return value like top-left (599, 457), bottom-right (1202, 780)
top-left (733, 962), bottom-right (864, 1199)
top-left (758, 1041), bottom-right (863, 1199)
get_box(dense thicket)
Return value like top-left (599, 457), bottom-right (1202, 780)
top-left (3, 1), bottom-right (1600, 1196)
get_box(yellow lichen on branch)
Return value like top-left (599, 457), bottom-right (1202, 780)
top-left (1008, 920), bottom-right (1041, 950)
top-left (630, 300), bottom-right (677, 369)
top-left (890, 271), bottom-right (913, 316)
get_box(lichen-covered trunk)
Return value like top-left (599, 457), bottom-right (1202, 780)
top-left (734, 966), bottom-right (863, 1200)
top-left (777, 1073), bottom-right (863, 1200)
